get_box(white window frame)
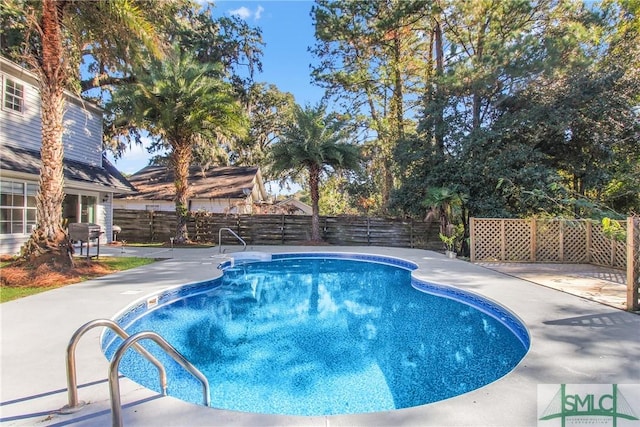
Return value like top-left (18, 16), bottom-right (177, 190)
top-left (63, 191), bottom-right (99, 225)
top-left (0, 180), bottom-right (37, 235)
top-left (2, 76), bottom-right (25, 114)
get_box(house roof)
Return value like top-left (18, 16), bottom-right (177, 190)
top-left (0, 145), bottom-right (135, 192)
top-left (273, 197), bottom-right (313, 215)
top-left (124, 165), bottom-right (266, 201)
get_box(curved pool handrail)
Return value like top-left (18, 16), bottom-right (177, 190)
top-left (109, 330), bottom-right (211, 427)
top-left (218, 227), bottom-right (246, 253)
top-left (61, 319), bottom-right (167, 414)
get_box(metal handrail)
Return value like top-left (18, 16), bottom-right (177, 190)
top-left (109, 331), bottom-right (211, 427)
top-left (61, 319), bottom-right (167, 414)
top-left (218, 227), bottom-right (247, 253)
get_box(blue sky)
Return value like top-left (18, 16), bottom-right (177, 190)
top-left (108, 0), bottom-right (321, 178)
top-left (215, 1), bottom-right (323, 105)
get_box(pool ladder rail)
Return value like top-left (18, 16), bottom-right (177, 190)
top-left (62, 319), bottom-right (210, 427)
top-left (218, 227), bottom-right (247, 254)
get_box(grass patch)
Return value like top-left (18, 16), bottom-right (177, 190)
top-left (0, 286), bottom-right (58, 302)
top-left (0, 256), bottom-right (156, 303)
top-left (98, 257), bottom-right (156, 270)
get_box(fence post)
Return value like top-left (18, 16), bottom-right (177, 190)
top-left (469, 218), bottom-right (475, 262)
top-left (281, 214), bottom-right (285, 244)
top-left (323, 217), bottom-right (328, 243)
top-left (148, 210), bottom-right (154, 242)
top-left (500, 220), bottom-right (506, 261)
top-left (627, 217), bottom-right (639, 311)
top-left (586, 221), bottom-right (592, 264)
top-left (410, 219), bottom-right (414, 249)
top-left (611, 228), bottom-right (617, 267)
top-left (558, 220), bottom-right (565, 262)
top-left (530, 219), bottom-right (536, 262)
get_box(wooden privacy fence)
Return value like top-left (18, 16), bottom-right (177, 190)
top-left (112, 209), bottom-right (441, 250)
top-left (470, 217), bottom-right (639, 311)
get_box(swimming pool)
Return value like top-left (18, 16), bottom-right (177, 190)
top-left (103, 252), bottom-right (529, 416)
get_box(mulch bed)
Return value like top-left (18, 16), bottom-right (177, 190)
top-left (0, 256), bottom-right (114, 288)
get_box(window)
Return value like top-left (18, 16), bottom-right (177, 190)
top-left (3, 77), bottom-right (24, 113)
top-left (63, 193), bottom-right (97, 224)
top-left (80, 195), bottom-right (96, 223)
top-left (0, 180), bottom-right (37, 234)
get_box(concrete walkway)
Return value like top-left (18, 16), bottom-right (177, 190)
top-left (1, 246), bottom-right (639, 426)
top-left (476, 262), bottom-right (630, 311)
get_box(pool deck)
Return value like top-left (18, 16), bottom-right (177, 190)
top-left (1, 246), bottom-right (639, 426)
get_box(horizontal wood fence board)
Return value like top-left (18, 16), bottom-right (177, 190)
top-left (113, 210), bottom-right (441, 249)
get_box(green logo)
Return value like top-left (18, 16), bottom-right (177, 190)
top-left (539, 384), bottom-right (639, 427)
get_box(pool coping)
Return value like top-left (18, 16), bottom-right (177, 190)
top-left (1, 246), bottom-right (639, 426)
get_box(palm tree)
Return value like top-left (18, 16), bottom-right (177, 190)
top-left (423, 186), bottom-right (468, 253)
top-left (17, 0), bottom-right (164, 266)
top-left (423, 187), bottom-right (466, 235)
top-left (107, 46), bottom-right (247, 244)
top-left (269, 104), bottom-right (361, 242)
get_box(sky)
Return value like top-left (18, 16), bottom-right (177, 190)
top-left (107, 0), bottom-right (321, 184)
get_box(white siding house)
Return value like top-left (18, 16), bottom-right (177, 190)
top-left (0, 56), bottom-right (134, 255)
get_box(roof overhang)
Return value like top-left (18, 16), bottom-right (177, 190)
top-left (0, 145), bottom-right (135, 193)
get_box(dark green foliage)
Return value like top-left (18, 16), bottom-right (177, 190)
top-left (387, 0), bottom-right (640, 220)
top-left (269, 104), bottom-right (362, 241)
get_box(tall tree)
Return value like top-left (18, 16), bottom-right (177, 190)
top-left (311, 0), bottom-right (430, 210)
top-left (106, 47), bottom-right (247, 244)
top-left (269, 104), bottom-right (361, 242)
top-left (393, 0), bottom-right (596, 219)
top-left (232, 83), bottom-right (296, 166)
top-left (489, 0), bottom-right (640, 218)
top-left (12, 0), bottom-right (167, 266)
top-left (104, 3), bottom-right (266, 164)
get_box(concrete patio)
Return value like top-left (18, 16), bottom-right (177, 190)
top-left (1, 246), bottom-right (638, 426)
top-left (477, 262), bottom-right (630, 311)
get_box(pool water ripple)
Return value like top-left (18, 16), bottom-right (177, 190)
top-left (103, 255), bottom-right (529, 416)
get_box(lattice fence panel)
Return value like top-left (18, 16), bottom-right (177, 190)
top-left (535, 220), bottom-right (561, 262)
top-left (504, 220), bottom-right (532, 261)
top-left (613, 222), bottom-right (627, 269)
top-left (590, 223), bottom-right (616, 266)
top-left (562, 221), bottom-right (588, 263)
top-left (472, 219), bottom-right (503, 261)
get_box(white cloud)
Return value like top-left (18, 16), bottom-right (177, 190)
top-left (229, 6), bottom-right (252, 20)
top-left (255, 5), bottom-right (264, 20)
top-left (229, 5), bottom-right (264, 21)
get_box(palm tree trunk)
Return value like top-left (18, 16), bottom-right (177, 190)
top-left (309, 164), bottom-right (322, 242)
top-left (172, 142), bottom-right (192, 244)
top-left (21, 0), bottom-right (73, 266)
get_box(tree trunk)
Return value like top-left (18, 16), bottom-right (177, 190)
top-left (472, 16), bottom-right (490, 130)
top-left (433, 16), bottom-right (446, 153)
top-left (309, 164), bottom-right (322, 242)
top-left (22, 0), bottom-right (73, 267)
top-left (172, 142), bottom-right (193, 245)
top-left (391, 30), bottom-right (404, 142)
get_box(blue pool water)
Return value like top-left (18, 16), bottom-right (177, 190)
top-left (103, 253), bottom-right (529, 416)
